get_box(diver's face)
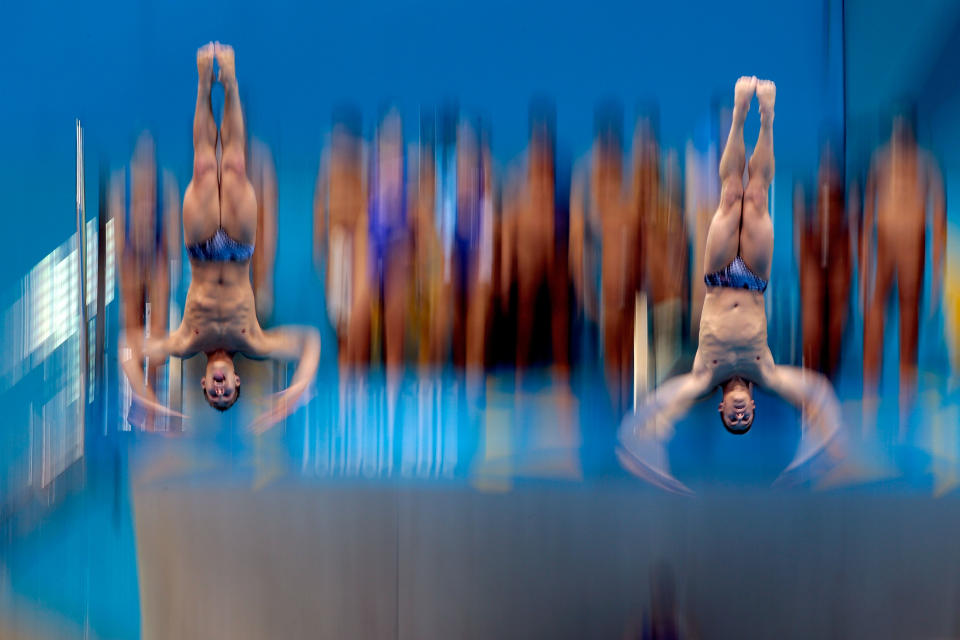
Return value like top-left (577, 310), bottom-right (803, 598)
top-left (719, 379), bottom-right (755, 434)
top-left (201, 359), bottom-right (240, 409)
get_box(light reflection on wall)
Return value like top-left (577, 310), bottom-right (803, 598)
top-left (1, 218), bottom-right (115, 499)
top-left (302, 381), bottom-right (459, 479)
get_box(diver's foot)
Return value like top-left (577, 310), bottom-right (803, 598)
top-left (214, 41), bottom-right (236, 87)
top-left (197, 42), bottom-right (215, 87)
top-left (756, 79), bottom-right (776, 120)
top-left (734, 76), bottom-right (757, 117)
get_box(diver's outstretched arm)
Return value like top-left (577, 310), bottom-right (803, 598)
top-left (119, 329), bottom-right (189, 424)
top-left (621, 370), bottom-right (713, 441)
top-left (247, 326), bottom-right (321, 433)
top-left (617, 370), bottom-right (712, 495)
top-left (761, 364), bottom-right (846, 472)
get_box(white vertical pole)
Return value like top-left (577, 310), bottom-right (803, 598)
top-left (634, 291), bottom-right (649, 411)
top-left (76, 120), bottom-right (88, 437)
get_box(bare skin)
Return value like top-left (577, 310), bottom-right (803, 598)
top-left (686, 137), bottom-right (720, 345)
top-left (619, 78), bottom-right (845, 489)
top-left (596, 133), bottom-right (640, 412)
top-left (121, 43), bottom-right (319, 432)
top-left (639, 137), bottom-right (688, 383)
top-left (568, 157), bottom-right (602, 329)
top-left (371, 109), bottom-right (410, 389)
top-left (861, 116), bottom-right (946, 429)
top-left (314, 117), bottom-right (371, 373)
top-left (795, 143), bottom-right (851, 376)
top-left (452, 120), bottom-right (494, 385)
top-left (248, 136), bottom-right (278, 324)
top-left (503, 119), bottom-right (569, 378)
top-left (412, 124), bottom-right (452, 369)
top-left (641, 143), bottom-right (688, 309)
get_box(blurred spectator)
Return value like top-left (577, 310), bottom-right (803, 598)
top-left (635, 115), bottom-right (687, 385)
top-left (795, 134), bottom-right (851, 377)
top-left (502, 99), bottom-right (569, 380)
top-left (248, 136), bottom-right (278, 325)
top-left (861, 107), bottom-right (946, 432)
top-left (412, 109), bottom-right (452, 371)
top-left (452, 116), bottom-right (495, 391)
top-left (597, 102), bottom-right (640, 412)
top-left (369, 105), bottom-right (412, 424)
top-left (111, 131), bottom-right (180, 429)
top-left (314, 105), bottom-right (370, 374)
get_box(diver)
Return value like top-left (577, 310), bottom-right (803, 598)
top-left (619, 78), bottom-right (845, 491)
top-left (121, 42), bottom-right (319, 432)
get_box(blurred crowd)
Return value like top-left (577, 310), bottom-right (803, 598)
top-left (116, 100), bottom-right (946, 421)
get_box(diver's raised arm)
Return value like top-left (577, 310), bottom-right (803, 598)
top-left (119, 329), bottom-right (188, 424)
top-left (621, 369), bottom-right (714, 442)
top-left (246, 325), bottom-right (321, 433)
top-left (760, 363), bottom-right (845, 472)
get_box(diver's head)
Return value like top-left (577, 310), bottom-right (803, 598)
top-left (718, 376), bottom-right (755, 434)
top-left (201, 350), bottom-right (240, 411)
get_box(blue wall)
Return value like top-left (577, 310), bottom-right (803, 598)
top-left (2, 0), bottom-right (840, 293)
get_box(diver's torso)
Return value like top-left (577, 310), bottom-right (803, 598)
top-left (183, 262), bottom-right (258, 351)
top-left (697, 287), bottom-right (768, 380)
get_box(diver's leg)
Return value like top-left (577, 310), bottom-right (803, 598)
top-left (740, 79), bottom-right (775, 282)
top-left (549, 249), bottom-right (570, 377)
top-left (515, 245), bottom-right (542, 371)
top-left (384, 241), bottom-right (408, 397)
top-left (215, 43), bottom-right (258, 246)
top-left (703, 76), bottom-right (755, 276)
top-left (896, 242), bottom-right (924, 432)
top-left (863, 246), bottom-right (894, 399)
top-left (182, 43), bottom-right (220, 245)
top-left (466, 274), bottom-right (491, 378)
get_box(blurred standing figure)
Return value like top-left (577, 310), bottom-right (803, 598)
top-left (795, 137), bottom-right (851, 376)
top-left (502, 100), bottom-right (569, 379)
top-left (862, 110), bottom-right (946, 430)
top-left (684, 104), bottom-right (724, 344)
top-left (412, 110), bottom-right (451, 370)
top-left (112, 131), bottom-right (180, 428)
top-left (314, 106), bottom-right (370, 373)
top-left (593, 103), bottom-right (640, 412)
top-left (248, 137), bottom-right (278, 324)
top-left (634, 116), bottom-right (688, 384)
top-left (569, 154), bottom-right (601, 354)
top-left (453, 117), bottom-right (495, 389)
top-left (369, 106), bottom-right (412, 420)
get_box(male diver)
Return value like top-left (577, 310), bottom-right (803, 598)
top-left (122, 43), bottom-right (319, 432)
top-left (619, 77), bottom-right (845, 491)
